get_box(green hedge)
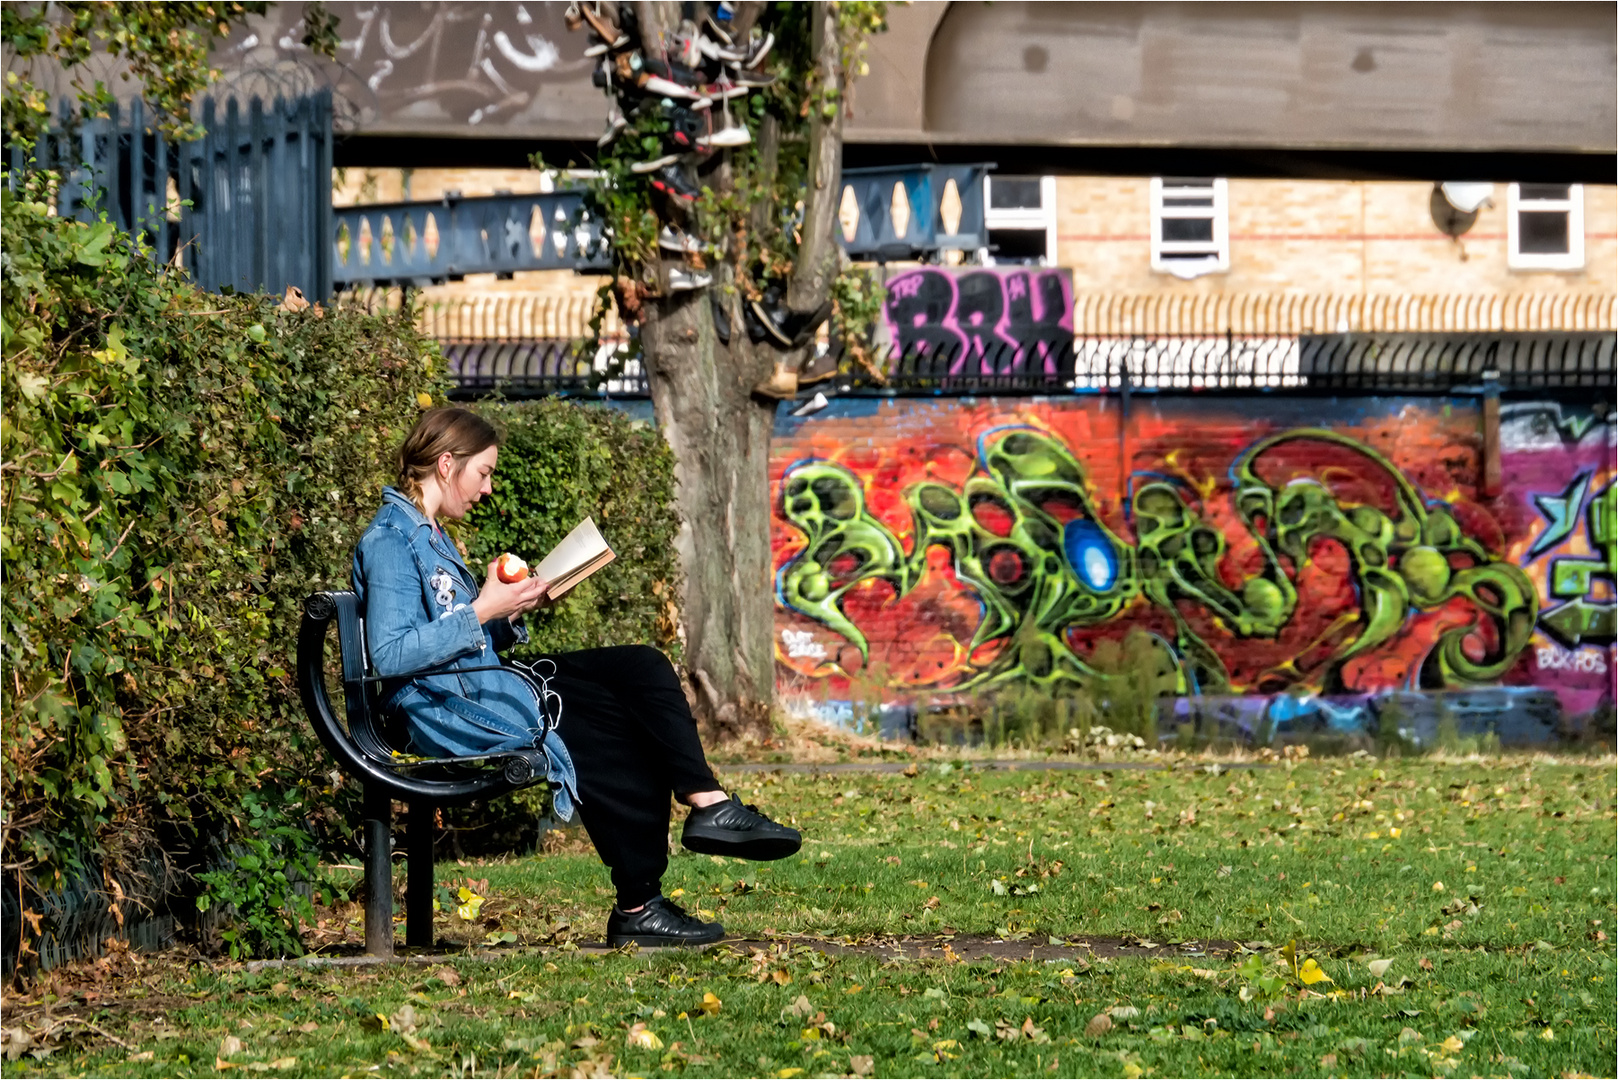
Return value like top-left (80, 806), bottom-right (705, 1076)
top-left (440, 399), bottom-right (683, 855)
top-left (0, 185), bottom-right (444, 882)
top-left (462, 399), bottom-right (682, 662)
top-left (1, 186), bottom-right (688, 883)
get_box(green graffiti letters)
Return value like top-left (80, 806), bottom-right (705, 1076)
top-left (777, 427), bottom-right (1538, 694)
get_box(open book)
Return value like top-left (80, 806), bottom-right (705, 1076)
top-left (532, 517), bottom-right (616, 600)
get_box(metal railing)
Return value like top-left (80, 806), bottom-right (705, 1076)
top-left (440, 331), bottom-right (1614, 398)
top-left (8, 93), bottom-right (334, 299)
top-left (838, 164), bottom-right (993, 261)
top-left (332, 190), bottom-right (611, 288)
top-left (443, 338), bottom-right (648, 399)
top-left (332, 163), bottom-right (997, 287)
top-left (1296, 332), bottom-right (1616, 391)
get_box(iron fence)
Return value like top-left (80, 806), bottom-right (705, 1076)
top-left (1296, 332), bottom-right (1616, 391)
top-left (443, 338), bottom-right (648, 399)
top-left (8, 93), bottom-right (333, 299)
top-left (441, 330), bottom-right (1614, 399)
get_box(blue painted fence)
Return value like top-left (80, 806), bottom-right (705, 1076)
top-left (8, 93), bottom-right (333, 299)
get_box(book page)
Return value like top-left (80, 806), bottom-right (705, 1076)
top-left (532, 517), bottom-right (615, 595)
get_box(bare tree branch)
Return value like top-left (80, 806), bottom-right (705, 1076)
top-left (634, 1), bottom-right (677, 58)
top-left (728, 1), bottom-right (766, 37)
top-left (785, 1), bottom-right (843, 316)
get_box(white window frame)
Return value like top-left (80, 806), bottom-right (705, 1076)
top-left (1150, 177), bottom-right (1229, 278)
top-left (1507, 183), bottom-right (1584, 271)
top-left (983, 175), bottom-right (1057, 267)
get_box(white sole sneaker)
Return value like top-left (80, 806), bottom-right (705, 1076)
top-left (631, 153), bottom-right (682, 174)
top-left (700, 126), bottom-right (751, 148)
top-left (668, 269), bottom-right (713, 292)
top-left (659, 228), bottom-right (703, 253)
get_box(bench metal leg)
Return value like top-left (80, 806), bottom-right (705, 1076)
top-left (363, 784), bottom-right (394, 958)
top-left (406, 801), bottom-right (436, 949)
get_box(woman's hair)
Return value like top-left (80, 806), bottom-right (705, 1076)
top-left (396, 407), bottom-right (500, 514)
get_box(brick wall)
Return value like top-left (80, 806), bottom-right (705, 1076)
top-left (1057, 177), bottom-right (1617, 298)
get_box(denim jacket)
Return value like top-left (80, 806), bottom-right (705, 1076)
top-left (351, 486), bottom-right (577, 819)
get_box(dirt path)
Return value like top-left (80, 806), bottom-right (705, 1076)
top-left (715, 760), bottom-right (1262, 774)
top-left (241, 933), bottom-right (1250, 971)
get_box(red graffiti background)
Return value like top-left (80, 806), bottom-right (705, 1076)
top-left (772, 396), bottom-right (1576, 708)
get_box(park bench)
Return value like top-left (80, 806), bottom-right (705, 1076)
top-left (296, 590), bottom-right (555, 956)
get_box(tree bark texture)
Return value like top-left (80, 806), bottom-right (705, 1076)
top-left (640, 272), bottom-right (778, 738)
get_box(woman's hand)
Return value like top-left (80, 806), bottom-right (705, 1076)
top-left (472, 561), bottom-right (553, 624)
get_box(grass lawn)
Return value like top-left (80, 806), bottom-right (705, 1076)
top-left (5, 753), bottom-right (1614, 1078)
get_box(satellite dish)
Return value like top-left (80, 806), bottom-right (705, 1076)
top-left (1439, 182), bottom-right (1495, 214)
top-left (1431, 182), bottom-right (1494, 238)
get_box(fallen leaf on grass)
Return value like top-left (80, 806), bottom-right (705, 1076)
top-left (219, 1035), bottom-right (244, 1059)
top-left (433, 967), bottom-right (460, 986)
top-left (850, 1054), bottom-right (874, 1076)
top-left (1298, 958), bottom-right (1333, 985)
top-left (389, 1005), bottom-right (418, 1034)
top-left (786, 995), bottom-right (814, 1019)
top-left (1085, 1014), bottom-right (1113, 1037)
top-left (698, 992), bottom-right (722, 1016)
top-left (269, 1057), bottom-right (298, 1069)
top-left (1367, 958), bottom-right (1393, 978)
top-left (1110, 1006), bottom-right (1140, 1021)
top-left (626, 1023), bottom-right (663, 1050)
top-left (126, 1051), bottom-right (155, 1063)
top-left (1439, 1035), bottom-right (1465, 1053)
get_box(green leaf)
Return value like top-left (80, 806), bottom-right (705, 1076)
top-left (16, 370), bottom-right (49, 401)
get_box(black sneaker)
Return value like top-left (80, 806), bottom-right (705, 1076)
top-left (682, 794), bottom-right (803, 860)
top-left (606, 895), bottom-right (725, 947)
top-left (649, 162), bottom-right (701, 203)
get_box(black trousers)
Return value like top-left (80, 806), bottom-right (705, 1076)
top-left (545, 644), bottom-right (719, 908)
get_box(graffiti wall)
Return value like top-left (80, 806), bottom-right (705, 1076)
top-left (1501, 401), bottom-right (1616, 721)
top-left (771, 395), bottom-right (1615, 742)
top-left (881, 267), bottom-right (1075, 374)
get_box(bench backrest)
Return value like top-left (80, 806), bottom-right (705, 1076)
top-left (297, 590), bottom-right (528, 805)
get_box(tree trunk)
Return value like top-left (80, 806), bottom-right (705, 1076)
top-left (640, 274), bottom-right (778, 739)
top-left (628, 0), bottom-right (849, 739)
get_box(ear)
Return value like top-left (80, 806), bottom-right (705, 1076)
top-left (437, 451), bottom-right (455, 479)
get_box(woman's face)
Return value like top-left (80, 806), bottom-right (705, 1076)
top-left (437, 445), bottom-right (498, 520)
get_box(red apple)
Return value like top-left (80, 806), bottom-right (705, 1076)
top-left (496, 552), bottom-right (529, 583)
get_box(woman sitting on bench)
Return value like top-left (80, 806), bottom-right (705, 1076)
top-left (353, 407), bottom-right (801, 946)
